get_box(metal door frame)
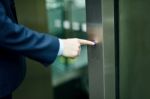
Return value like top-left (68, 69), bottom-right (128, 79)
top-left (86, 0), bottom-right (119, 98)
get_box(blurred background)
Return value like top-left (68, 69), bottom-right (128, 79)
top-left (13, 0), bottom-right (89, 99)
top-left (12, 0), bottom-right (150, 99)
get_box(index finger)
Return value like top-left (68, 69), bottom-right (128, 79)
top-left (79, 39), bottom-right (95, 45)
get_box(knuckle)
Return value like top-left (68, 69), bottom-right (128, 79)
top-left (77, 48), bottom-right (80, 52)
top-left (76, 43), bottom-right (80, 47)
top-left (74, 38), bottom-right (79, 42)
top-left (76, 47), bottom-right (80, 51)
top-left (72, 51), bottom-right (78, 56)
top-left (74, 38), bottom-right (78, 40)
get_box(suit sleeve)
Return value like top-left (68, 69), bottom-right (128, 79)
top-left (0, 2), bottom-right (59, 66)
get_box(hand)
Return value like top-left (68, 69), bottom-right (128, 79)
top-left (61, 38), bottom-right (95, 58)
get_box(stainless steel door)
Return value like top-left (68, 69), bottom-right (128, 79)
top-left (86, 0), bottom-right (117, 99)
top-left (120, 0), bottom-right (150, 99)
top-left (87, 0), bottom-right (150, 99)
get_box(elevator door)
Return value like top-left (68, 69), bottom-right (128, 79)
top-left (86, 0), bottom-right (117, 99)
top-left (88, 0), bottom-right (150, 99)
top-left (120, 0), bottom-right (150, 99)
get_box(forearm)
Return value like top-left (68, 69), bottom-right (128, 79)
top-left (0, 2), bottom-right (59, 65)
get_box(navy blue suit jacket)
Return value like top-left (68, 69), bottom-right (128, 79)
top-left (0, 0), bottom-right (59, 97)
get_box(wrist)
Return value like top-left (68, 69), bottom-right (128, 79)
top-left (58, 39), bottom-right (64, 56)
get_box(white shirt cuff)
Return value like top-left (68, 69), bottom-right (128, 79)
top-left (58, 39), bottom-right (64, 56)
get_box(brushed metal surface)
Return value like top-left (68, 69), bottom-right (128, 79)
top-left (120, 0), bottom-right (150, 99)
top-left (86, 0), bottom-right (116, 99)
top-left (102, 0), bottom-right (117, 98)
